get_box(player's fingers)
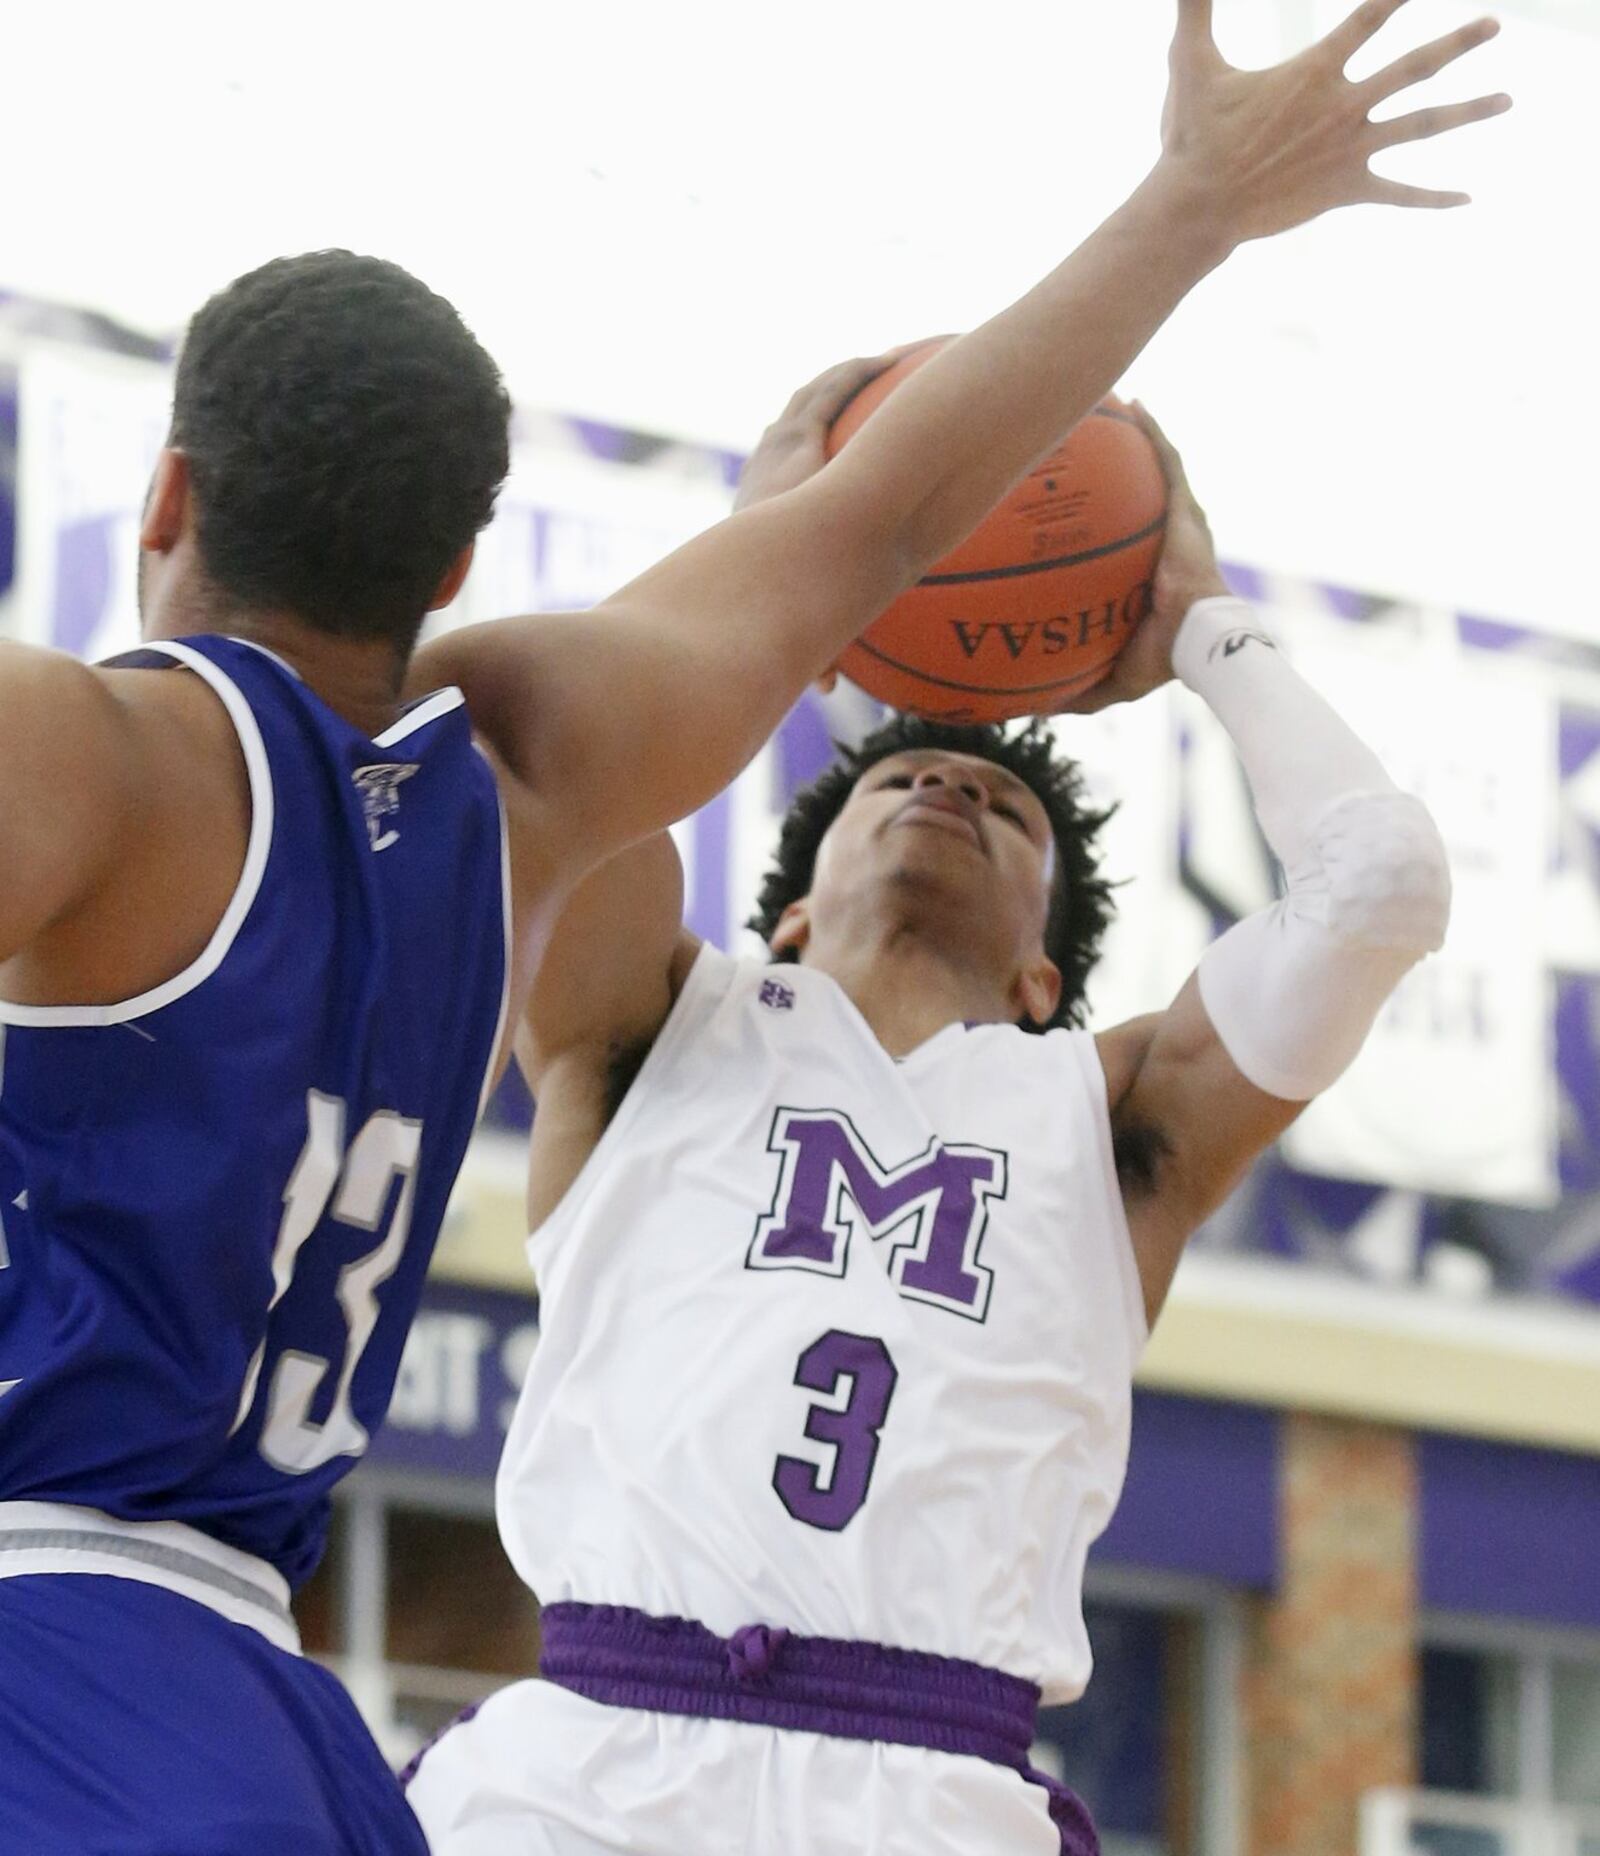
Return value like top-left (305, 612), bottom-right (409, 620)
top-left (882, 335), bottom-right (952, 365)
top-left (1369, 91), bottom-right (1511, 150)
top-left (793, 340), bottom-right (941, 427)
top-left (1169, 0), bottom-right (1222, 73)
top-left (1052, 680), bottom-right (1123, 717)
top-left (782, 359), bottom-right (871, 421)
top-left (1322, 0), bottom-right (1411, 67)
top-left (1364, 174), bottom-right (1473, 209)
top-left (1129, 401), bottom-right (1183, 476)
top-left (1359, 16), bottom-right (1499, 105)
top-left (1129, 402), bottom-right (1199, 509)
top-left (1172, 0), bottom-right (1214, 41)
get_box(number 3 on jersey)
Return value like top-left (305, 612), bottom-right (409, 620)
top-left (232, 1090), bottom-right (422, 1474)
top-left (773, 1330), bottom-right (898, 1531)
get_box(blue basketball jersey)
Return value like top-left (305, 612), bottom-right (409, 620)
top-left (0, 635), bottom-right (508, 1589)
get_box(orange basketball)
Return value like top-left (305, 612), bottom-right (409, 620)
top-left (825, 339), bottom-right (1168, 722)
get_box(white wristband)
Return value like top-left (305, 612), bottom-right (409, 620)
top-left (1171, 595), bottom-right (1279, 692)
top-left (1170, 595), bottom-right (1394, 872)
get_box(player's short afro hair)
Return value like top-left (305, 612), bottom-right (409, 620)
top-left (749, 713), bottom-right (1116, 1031)
top-left (171, 250), bottom-right (510, 650)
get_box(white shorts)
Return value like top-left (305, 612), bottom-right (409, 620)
top-left (407, 1678), bottom-right (1065, 1856)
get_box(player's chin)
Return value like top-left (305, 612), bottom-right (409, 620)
top-left (880, 850), bottom-right (996, 919)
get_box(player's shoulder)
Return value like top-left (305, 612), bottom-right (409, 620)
top-left (1093, 1013), bottom-right (1163, 1114)
top-left (92, 651), bottom-right (254, 798)
top-left (0, 641), bottom-right (175, 818)
top-left (0, 639), bottom-right (137, 740)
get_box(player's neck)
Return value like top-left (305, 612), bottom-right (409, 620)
top-left (803, 929), bottom-right (1015, 1058)
top-left (144, 599), bottom-right (410, 740)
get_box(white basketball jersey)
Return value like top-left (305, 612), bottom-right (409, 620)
top-left (497, 945), bottom-right (1147, 1704)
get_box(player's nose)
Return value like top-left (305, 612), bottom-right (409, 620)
top-left (912, 765), bottom-right (987, 809)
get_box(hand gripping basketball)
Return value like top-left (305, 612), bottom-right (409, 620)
top-left (821, 346), bottom-right (1169, 721)
top-left (1163, 0), bottom-right (1511, 241)
top-left (1052, 406), bottom-right (1226, 718)
top-left (734, 346), bottom-right (936, 515)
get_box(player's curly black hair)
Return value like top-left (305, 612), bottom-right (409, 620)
top-left (748, 714), bottom-right (1116, 1032)
top-left (171, 250), bottom-right (510, 650)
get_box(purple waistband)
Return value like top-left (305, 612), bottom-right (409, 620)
top-left (538, 1602), bottom-right (1098, 1856)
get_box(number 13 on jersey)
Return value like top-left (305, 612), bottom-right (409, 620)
top-left (233, 1090), bottom-right (422, 1475)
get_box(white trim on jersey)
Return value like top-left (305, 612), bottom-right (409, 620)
top-left (225, 635), bottom-right (302, 680)
top-left (0, 1499), bottom-right (300, 1653)
top-left (375, 686), bottom-right (466, 747)
top-left (0, 642), bottom-right (275, 1028)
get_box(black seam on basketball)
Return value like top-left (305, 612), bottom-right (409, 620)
top-left (848, 637), bottom-right (1114, 698)
top-left (916, 510), bottom-right (1166, 586)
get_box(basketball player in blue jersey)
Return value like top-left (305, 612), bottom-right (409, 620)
top-left (0, 3), bottom-right (1500, 1852)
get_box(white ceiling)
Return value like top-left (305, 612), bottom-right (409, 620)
top-left (3, 0), bottom-right (1592, 636)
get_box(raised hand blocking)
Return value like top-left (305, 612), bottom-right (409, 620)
top-left (1162, 0), bottom-right (1510, 237)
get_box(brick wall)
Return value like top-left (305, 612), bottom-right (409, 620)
top-left (1242, 1412), bottom-right (1418, 1856)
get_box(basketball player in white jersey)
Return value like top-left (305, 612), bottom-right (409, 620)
top-left (0, 2), bottom-right (1498, 1850)
top-left (406, 380), bottom-right (1455, 1853)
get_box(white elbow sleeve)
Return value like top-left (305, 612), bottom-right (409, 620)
top-left (1176, 599), bottom-right (1452, 1102)
top-left (1198, 786), bottom-right (1451, 1103)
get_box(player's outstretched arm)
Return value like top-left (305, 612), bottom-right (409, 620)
top-left (1089, 416), bottom-right (1451, 1325)
top-left (0, 644), bottom-right (139, 965)
top-left (417, 1), bottom-right (1508, 885)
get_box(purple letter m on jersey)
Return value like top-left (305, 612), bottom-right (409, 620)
top-left (748, 1109), bottom-right (1007, 1322)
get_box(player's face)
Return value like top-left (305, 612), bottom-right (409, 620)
top-left (785, 749), bottom-right (1059, 1001)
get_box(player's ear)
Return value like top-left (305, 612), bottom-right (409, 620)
top-left (1014, 955), bottom-right (1061, 1029)
top-left (769, 899), bottom-right (812, 959)
top-left (140, 449), bottom-right (191, 554)
top-left (429, 542), bottom-right (476, 612)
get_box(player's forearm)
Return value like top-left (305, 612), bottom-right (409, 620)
top-left (829, 164), bottom-right (1232, 577)
top-left (1173, 597), bottom-right (1400, 863)
top-left (592, 164), bottom-right (1234, 762)
top-left (1174, 597), bottom-right (1451, 1101)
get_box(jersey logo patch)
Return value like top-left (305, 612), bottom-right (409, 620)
top-left (353, 762), bottom-right (420, 852)
top-left (748, 1107), bottom-right (1007, 1321)
top-left (758, 978), bottom-right (796, 1012)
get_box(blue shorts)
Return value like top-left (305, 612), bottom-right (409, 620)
top-left (0, 1574), bottom-right (429, 1856)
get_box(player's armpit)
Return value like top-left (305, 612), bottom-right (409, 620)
top-left (0, 644), bottom-right (142, 965)
top-left (1103, 977), bottom-right (1304, 1328)
top-left (516, 830), bottom-right (690, 1092)
top-left (516, 831), bottom-right (693, 1233)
